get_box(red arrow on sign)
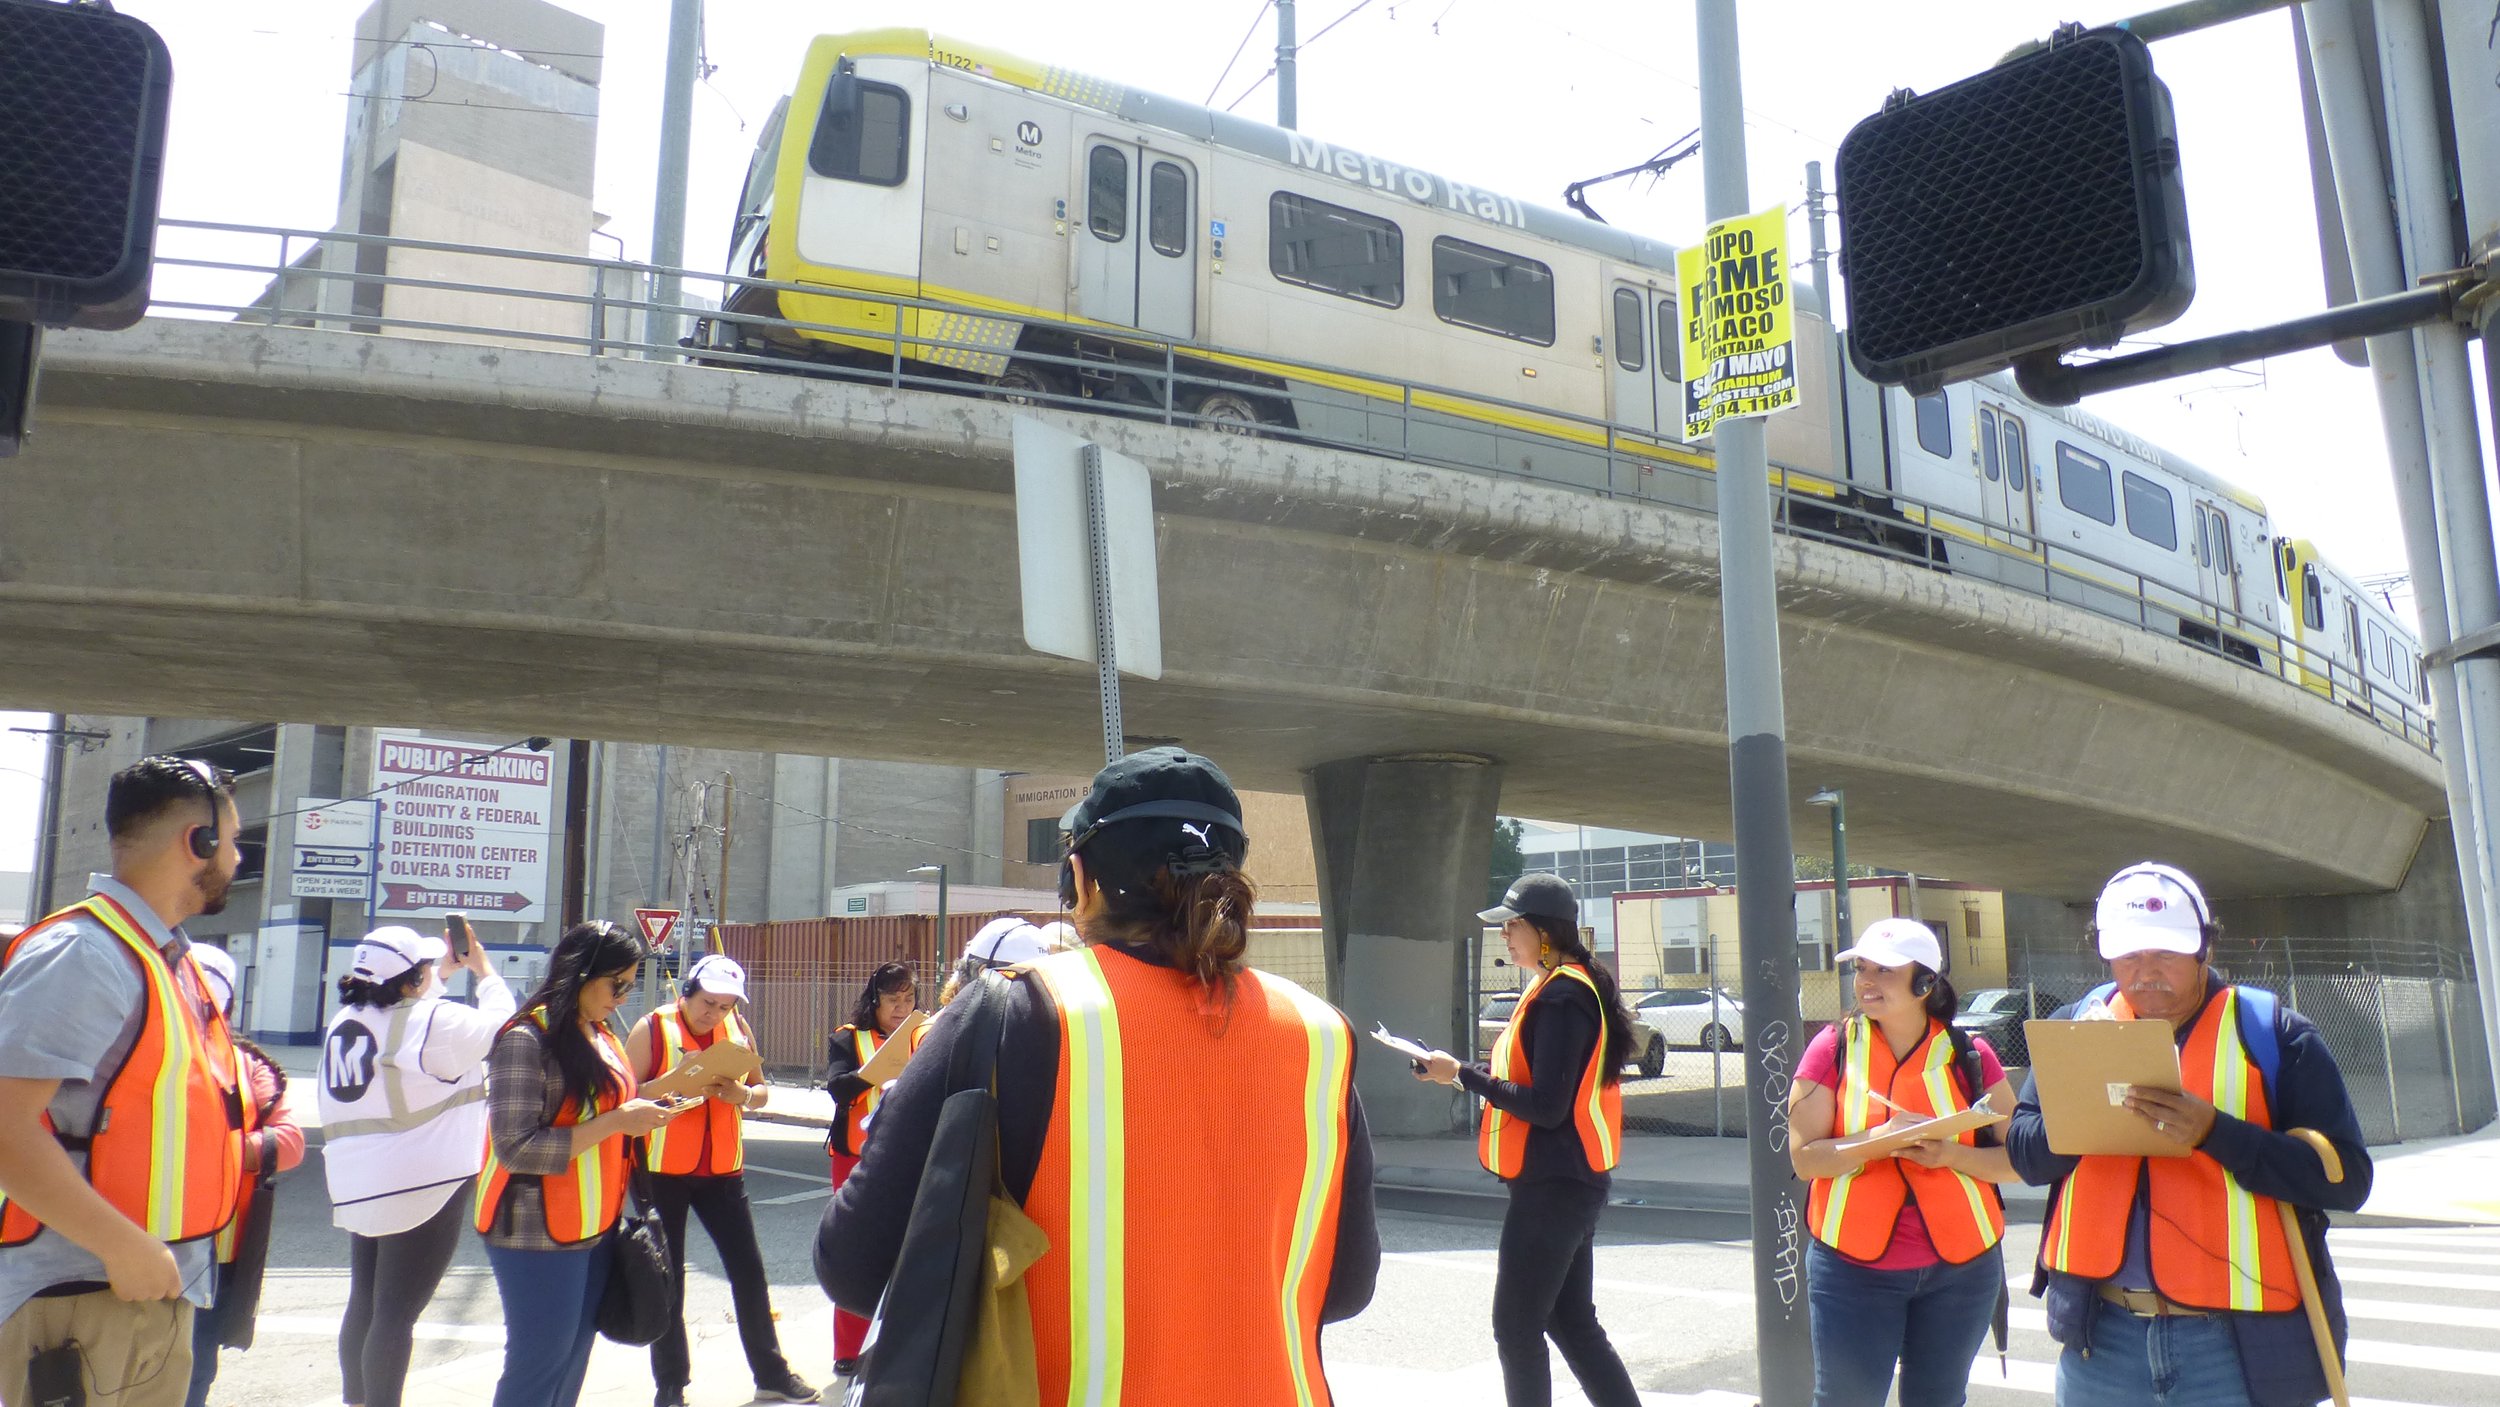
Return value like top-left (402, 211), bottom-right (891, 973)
top-left (635, 908), bottom-right (681, 946)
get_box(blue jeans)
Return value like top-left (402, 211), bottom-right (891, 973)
top-left (485, 1238), bottom-right (613, 1407)
top-left (2057, 1299), bottom-right (2254, 1407)
top-left (1806, 1238), bottom-right (2005, 1407)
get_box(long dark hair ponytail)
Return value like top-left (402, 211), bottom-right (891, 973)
top-left (1525, 914), bottom-right (1640, 1085)
top-left (505, 920), bottom-right (647, 1114)
top-left (1077, 819), bottom-right (1257, 1002)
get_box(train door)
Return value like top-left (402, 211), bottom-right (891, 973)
top-left (1076, 138), bottom-right (1197, 340)
top-left (2191, 500), bottom-right (2242, 622)
top-left (1607, 281), bottom-right (1667, 435)
top-left (1973, 398), bottom-right (2036, 548)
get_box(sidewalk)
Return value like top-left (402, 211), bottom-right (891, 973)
top-left (747, 1073), bottom-right (2500, 1225)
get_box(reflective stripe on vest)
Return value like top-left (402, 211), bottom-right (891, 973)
top-left (644, 1007), bottom-right (749, 1176)
top-left (1477, 964), bottom-right (1622, 1178)
top-left (1026, 947), bottom-right (1353, 1407)
top-left (1806, 1017), bottom-right (2004, 1264)
top-left (833, 1025), bottom-right (883, 1156)
top-left (0, 897), bottom-right (245, 1248)
top-left (214, 1045), bottom-right (267, 1264)
top-left (471, 1013), bottom-right (630, 1244)
top-left (2039, 987), bottom-right (2297, 1312)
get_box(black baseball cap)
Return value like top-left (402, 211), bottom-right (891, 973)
top-left (1059, 746), bottom-right (1246, 854)
top-left (1479, 873), bottom-right (1577, 926)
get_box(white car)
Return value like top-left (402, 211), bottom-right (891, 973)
top-left (1478, 992), bottom-right (1668, 1078)
top-left (1635, 988), bottom-right (1746, 1052)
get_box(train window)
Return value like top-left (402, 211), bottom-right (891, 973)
top-left (1914, 393), bottom-right (1951, 458)
top-left (739, 98), bottom-right (789, 220)
top-left (2275, 543), bottom-right (2291, 600)
top-left (2121, 472), bottom-right (2177, 550)
top-left (1431, 237), bottom-right (1556, 345)
top-left (2056, 443), bottom-right (2116, 525)
top-left (2301, 566), bottom-right (2324, 630)
top-left (808, 79), bottom-right (910, 186)
top-left (1979, 408), bottom-right (2000, 481)
top-left (1088, 146), bottom-right (1128, 242)
top-left (1148, 161), bottom-right (1188, 258)
top-left (1269, 192), bottom-right (1403, 307)
top-left (1613, 290), bottom-right (1645, 372)
top-left (2003, 419), bottom-right (2029, 492)
top-left (1657, 301), bottom-right (1681, 381)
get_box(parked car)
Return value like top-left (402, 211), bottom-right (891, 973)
top-left (1477, 991), bottom-right (1668, 1078)
top-left (1635, 988), bottom-right (1746, 1052)
top-left (1953, 986), bottom-right (2062, 1068)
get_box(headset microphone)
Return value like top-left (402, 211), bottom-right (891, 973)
top-left (1492, 957), bottom-right (1508, 968)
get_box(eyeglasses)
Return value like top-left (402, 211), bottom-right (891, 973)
top-left (603, 974), bottom-right (635, 997)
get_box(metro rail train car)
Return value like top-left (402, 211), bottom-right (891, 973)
top-left (707, 28), bottom-right (2426, 734)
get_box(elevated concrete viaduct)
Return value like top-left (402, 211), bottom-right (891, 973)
top-left (2, 319), bottom-right (2453, 1130)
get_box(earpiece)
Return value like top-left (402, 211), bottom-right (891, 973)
top-left (1056, 856), bottom-right (1077, 909)
top-left (187, 825), bottom-right (219, 860)
top-left (1911, 969), bottom-right (1936, 999)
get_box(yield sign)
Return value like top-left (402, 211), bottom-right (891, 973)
top-left (634, 908), bottom-right (681, 947)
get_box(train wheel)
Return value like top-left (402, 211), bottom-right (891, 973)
top-left (1192, 390), bottom-right (1266, 434)
top-left (989, 363), bottom-right (1066, 407)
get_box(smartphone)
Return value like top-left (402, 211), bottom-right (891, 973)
top-left (446, 913), bottom-right (474, 960)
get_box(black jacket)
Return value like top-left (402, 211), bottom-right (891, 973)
top-left (1458, 971), bottom-right (1610, 1189)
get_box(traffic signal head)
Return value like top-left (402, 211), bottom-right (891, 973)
top-left (0, 0), bottom-right (173, 330)
top-left (1834, 26), bottom-right (2193, 394)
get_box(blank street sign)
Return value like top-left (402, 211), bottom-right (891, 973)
top-left (1011, 416), bottom-right (1164, 680)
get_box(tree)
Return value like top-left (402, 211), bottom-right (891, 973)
top-left (1487, 817), bottom-right (1527, 908)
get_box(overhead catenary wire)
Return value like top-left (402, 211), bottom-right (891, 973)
top-left (1206, 0), bottom-right (1278, 105)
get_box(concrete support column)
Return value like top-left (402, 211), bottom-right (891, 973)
top-left (1304, 753), bottom-right (1503, 1138)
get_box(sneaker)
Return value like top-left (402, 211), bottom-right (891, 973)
top-left (656, 1389), bottom-right (688, 1407)
top-left (756, 1370), bottom-right (820, 1403)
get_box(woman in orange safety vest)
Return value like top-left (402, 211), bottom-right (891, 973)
top-left (821, 960), bottom-right (917, 1378)
top-left (476, 921), bottom-right (675, 1407)
top-left (816, 747), bottom-right (1380, 1405)
top-left (1418, 872), bottom-right (1641, 1407)
top-left (1790, 918), bottom-right (2019, 1407)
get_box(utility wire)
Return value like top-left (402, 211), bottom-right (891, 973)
top-left (251, 736), bottom-right (553, 829)
top-left (1206, 0), bottom-right (1277, 105)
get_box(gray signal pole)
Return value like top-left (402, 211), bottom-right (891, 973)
top-left (649, 0), bottom-right (702, 356)
top-left (1695, 2), bottom-right (1812, 1401)
top-left (1276, 0), bottom-right (1298, 130)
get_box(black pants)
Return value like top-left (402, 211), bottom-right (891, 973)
top-left (650, 1171), bottom-right (792, 1390)
top-left (1492, 1177), bottom-right (1640, 1407)
top-left (339, 1184), bottom-right (471, 1407)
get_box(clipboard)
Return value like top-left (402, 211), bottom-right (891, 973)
top-left (858, 1011), bottom-right (930, 1085)
top-left (1830, 1104), bottom-right (2007, 1159)
top-left (641, 1037), bottom-right (763, 1101)
top-left (2025, 1017), bottom-right (2189, 1158)
top-left (1367, 1024), bottom-right (1436, 1068)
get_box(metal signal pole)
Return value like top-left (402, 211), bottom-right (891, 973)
top-left (1695, 2), bottom-right (1811, 1400)
top-left (649, 0), bottom-right (702, 355)
top-left (1276, 0), bottom-right (1298, 129)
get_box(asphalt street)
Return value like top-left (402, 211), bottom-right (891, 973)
top-left (203, 1120), bottom-right (2500, 1407)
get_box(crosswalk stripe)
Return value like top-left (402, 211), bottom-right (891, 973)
top-left (2338, 1296), bottom-right (2500, 1332)
top-left (2336, 1264), bottom-right (2500, 1293)
top-left (2329, 1245), bottom-right (2500, 1267)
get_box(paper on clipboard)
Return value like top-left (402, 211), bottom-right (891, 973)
top-left (2025, 1017), bottom-right (2189, 1158)
top-left (640, 1038), bottom-right (763, 1101)
top-left (1368, 1024), bottom-right (1436, 1066)
top-left (858, 1011), bottom-right (930, 1085)
top-left (1830, 1103), bottom-right (2006, 1159)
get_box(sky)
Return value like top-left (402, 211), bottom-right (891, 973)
top-left (7, 0), bottom-right (2494, 891)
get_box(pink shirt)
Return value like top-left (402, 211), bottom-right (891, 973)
top-left (1797, 1023), bottom-right (2004, 1270)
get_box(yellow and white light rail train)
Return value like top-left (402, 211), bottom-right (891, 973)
top-left (701, 29), bottom-right (2424, 736)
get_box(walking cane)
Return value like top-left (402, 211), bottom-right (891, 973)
top-left (2279, 1128), bottom-right (2350, 1407)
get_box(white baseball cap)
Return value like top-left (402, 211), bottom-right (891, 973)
top-left (1834, 917), bottom-right (1944, 974)
top-left (2094, 862), bottom-right (2209, 958)
top-left (686, 954), bottom-right (748, 1002)
top-left (351, 925), bottom-right (448, 983)
top-left (1035, 920), bottom-right (1080, 953)
top-left (191, 943), bottom-right (239, 1018)
top-left (963, 917), bottom-right (1051, 968)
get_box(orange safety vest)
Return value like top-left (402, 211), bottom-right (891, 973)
top-left (2039, 987), bottom-right (2300, 1312)
top-left (1024, 947), bottom-right (1354, 1407)
top-left (0, 896), bottom-right (246, 1248)
top-left (1806, 1017), bottom-right (2005, 1264)
top-left (643, 1007), bottom-right (752, 1177)
top-left (473, 1012), bottom-right (632, 1245)
top-left (1478, 963), bottom-right (1622, 1178)
top-left (831, 1024), bottom-right (883, 1157)
top-left (906, 1017), bottom-right (933, 1056)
